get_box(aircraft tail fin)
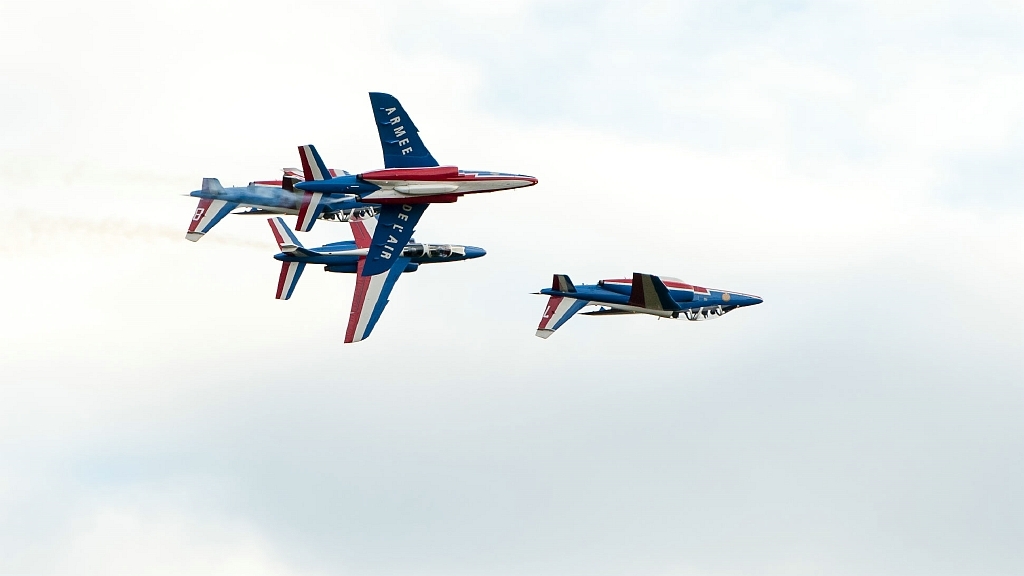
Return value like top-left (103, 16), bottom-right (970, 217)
top-left (268, 217), bottom-right (303, 250)
top-left (201, 178), bottom-right (224, 193)
top-left (268, 217), bottom-right (318, 258)
top-left (368, 92), bottom-right (439, 168)
top-left (551, 274), bottom-right (576, 293)
top-left (627, 273), bottom-right (681, 312)
top-left (267, 217), bottom-right (310, 299)
top-left (536, 295), bottom-right (588, 339)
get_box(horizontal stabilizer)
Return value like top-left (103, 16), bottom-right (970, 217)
top-left (298, 145), bottom-right (331, 181)
top-left (275, 261), bottom-right (305, 300)
top-left (627, 273), bottom-right (681, 312)
top-left (535, 295), bottom-right (588, 339)
top-left (369, 92), bottom-right (439, 168)
top-left (186, 196), bottom-right (239, 241)
top-left (295, 192), bottom-right (327, 232)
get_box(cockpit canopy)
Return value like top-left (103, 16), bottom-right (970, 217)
top-left (401, 243), bottom-right (466, 259)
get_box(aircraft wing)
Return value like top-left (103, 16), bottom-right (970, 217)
top-left (368, 92), bottom-right (439, 168)
top-left (349, 213), bottom-right (377, 248)
top-left (345, 255), bottom-right (410, 343)
top-left (361, 203), bottom-right (428, 276)
top-left (187, 197), bottom-right (240, 241)
top-left (292, 145), bottom-right (337, 231)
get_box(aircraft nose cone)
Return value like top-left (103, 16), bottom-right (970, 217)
top-left (464, 246), bottom-right (487, 259)
top-left (748, 295), bottom-right (764, 306)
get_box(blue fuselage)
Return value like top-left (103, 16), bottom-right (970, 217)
top-left (274, 241), bottom-right (486, 273)
top-left (540, 283), bottom-right (763, 313)
top-left (189, 184), bottom-right (367, 214)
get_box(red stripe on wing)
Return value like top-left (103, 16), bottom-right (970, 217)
top-left (345, 258), bottom-right (371, 343)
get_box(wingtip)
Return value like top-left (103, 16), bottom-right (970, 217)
top-left (185, 232), bottom-right (203, 242)
top-left (535, 330), bottom-right (553, 339)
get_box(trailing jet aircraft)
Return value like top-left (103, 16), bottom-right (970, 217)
top-left (534, 273), bottom-right (763, 338)
top-left (268, 216), bottom-right (486, 343)
top-left (185, 165), bottom-right (371, 242)
top-left (294, 92), bottom-right (537, 275)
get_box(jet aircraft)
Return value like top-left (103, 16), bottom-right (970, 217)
top-left (534, 273), bottom-right (763, 338)
top-left (294, 92), bottom-right (537, 276)
top-left (268, 216), bottom-right (486, 343)
top-left (185, 166), bottom-right (370, 242)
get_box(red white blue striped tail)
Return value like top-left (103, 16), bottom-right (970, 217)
top-left (535, 295), bottom-right (588, 339)
top-left (267, 217), bottom-right (303, 250)
top-left (275, 261), bottom-right (306, 300)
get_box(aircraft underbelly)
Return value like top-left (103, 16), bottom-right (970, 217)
top-left (599, 302), bottom-right (675, 317)
top-left (360, 178), bottom-right (531, 201)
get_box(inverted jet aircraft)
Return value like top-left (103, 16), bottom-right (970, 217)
top-left (294, 92), bottom-right (537, 275)
top-left (534, 273), bottom-right (763, 338)
top-left (268, 216), bottom-right (485, 343)
top-left (185, 166), bottom-right (369, 242)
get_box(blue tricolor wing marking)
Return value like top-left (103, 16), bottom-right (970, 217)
top-left (368, 92), bottom-right (438, 168)
top-left (275, 261), bottom-right (305, 300)
top-left (345, 256), bottom-right (410, 343)
top-left (361, 203), bottom-right (427, 276)
top-left (186, 198), bottom-right (239, 241)
top-left (535, 296), bottom-right (589, 339)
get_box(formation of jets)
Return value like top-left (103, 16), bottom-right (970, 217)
top-left (186, 92), bottom-right (761, 342)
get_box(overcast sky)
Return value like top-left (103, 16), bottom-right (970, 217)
top-left (1, 1), bottom-right (1022, 575)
